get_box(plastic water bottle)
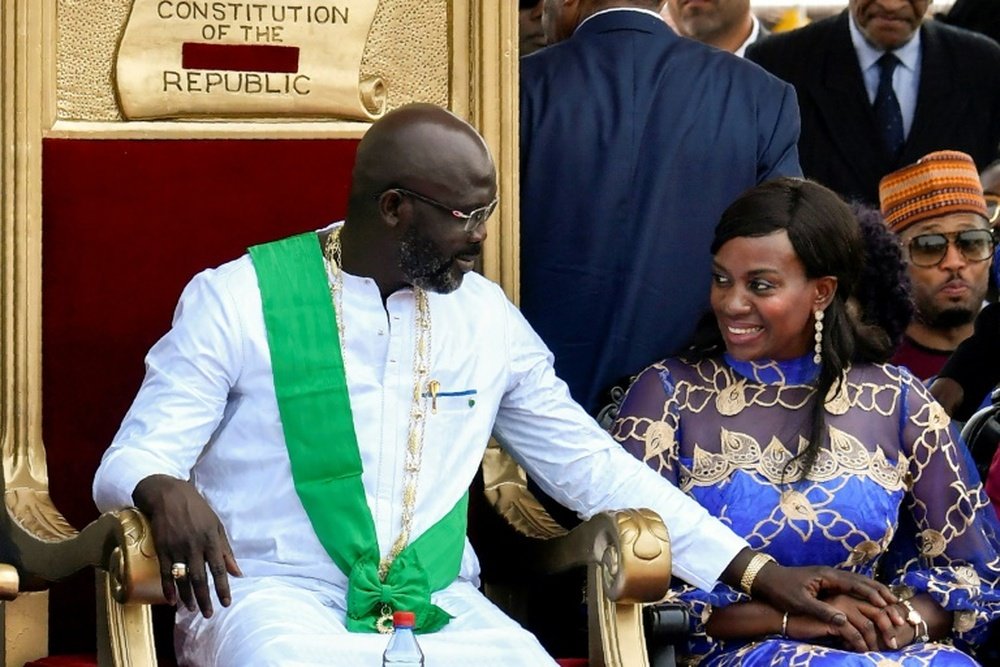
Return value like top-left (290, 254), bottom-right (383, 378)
top-left (382, 611), bottom-right (424, 666)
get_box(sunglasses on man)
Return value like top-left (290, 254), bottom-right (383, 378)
top-left (906, 228), bottom-right (996, 268)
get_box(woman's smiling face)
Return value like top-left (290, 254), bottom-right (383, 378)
top-left (711, 230), bottom-right (831, 361)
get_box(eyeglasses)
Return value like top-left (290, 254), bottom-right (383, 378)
top-left (906, 228), bottom-right (996, 267)
top-left (986, 194), bottom-right (999, 225)
top-left (389, 187), bottom-right (498, 233)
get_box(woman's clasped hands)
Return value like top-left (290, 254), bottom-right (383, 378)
top-left (786, 592), bottom-right (945, 652)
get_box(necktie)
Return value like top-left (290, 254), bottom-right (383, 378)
top-left (874, 52), bottom-right (904, 160)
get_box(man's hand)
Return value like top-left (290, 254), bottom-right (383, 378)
top-left (752, 562), bottom-right (898, 639)
top-left (720, 548), bottom-right (899, 643)
top-left (132, 474), bottom-right (242, 618)
top-left (786, 593), bottom-right (907, 652)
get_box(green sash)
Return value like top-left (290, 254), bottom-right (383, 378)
top-left (248, 232), bottom-right (468, 634)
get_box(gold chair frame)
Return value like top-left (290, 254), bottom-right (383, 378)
top-left (1, 2), bottom-right (670, 664)
top-left (482, 443), bottom-right (671, 667)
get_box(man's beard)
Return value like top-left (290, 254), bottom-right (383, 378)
top-left (399, 224), bottom-right (462, 294)
top-left (919, 306), bottom-right (976, 330)
top-left (913, 274), bottom-right (984, 331)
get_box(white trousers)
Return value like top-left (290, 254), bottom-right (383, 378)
top-left (175, 576), bottom-right (559, 666)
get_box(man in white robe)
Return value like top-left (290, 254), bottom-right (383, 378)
top-left (93, 103), bottom-right (896, 666)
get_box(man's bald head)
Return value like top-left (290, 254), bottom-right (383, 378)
top-left (347, 103), bottom-right (496, 222)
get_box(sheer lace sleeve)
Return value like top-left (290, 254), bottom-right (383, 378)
top-left (611, 361), bottom-right (681, 484)
top-left (613, 361), bottom-right (746, 644)
top-left (890, 367), bottom-right (1000, 648)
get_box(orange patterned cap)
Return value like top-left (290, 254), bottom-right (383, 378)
top-left (879, 150), bottom-right (987, 233)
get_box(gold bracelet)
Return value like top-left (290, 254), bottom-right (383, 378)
top-left (900, 599), bottom-right (930, 644)
top-left (780, 611), bottom-right (789, 636)
top-left (740, 552), bottom-right (777, 596)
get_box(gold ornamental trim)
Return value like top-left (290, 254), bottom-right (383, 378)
top-left (3, 1), bottom-right (520, 663)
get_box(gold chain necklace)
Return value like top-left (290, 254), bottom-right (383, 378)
top-left (323, 227), bottom-right (432, 631)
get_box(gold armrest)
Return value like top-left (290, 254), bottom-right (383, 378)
top-left (540, 509), bottom-right (670, 667)
top-left (536, 508), bottom-right (671, 604)
top-left (482, 443), bottom-right (671, 667)
top-left (0, 564), bottom-right (19, 601)
top-left (105, 508), bottom-right (166, 605)
top-left (97, 508), bottom-right (164, 667)
top-left (5, 488), bottom-right (164, 603)
top-left (4, 488), bottom-right (164, 667)
top-left (483, 442), bottom-right (671, 603)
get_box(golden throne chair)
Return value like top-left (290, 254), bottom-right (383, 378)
top-left (2, 2), bottom-right (674, 665)
top-left (7, 138), bottom-right (676, 666)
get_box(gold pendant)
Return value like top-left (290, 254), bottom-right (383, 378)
top-left (376, 604), bottom-right (394, 634)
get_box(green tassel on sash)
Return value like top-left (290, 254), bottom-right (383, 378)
top-left (249, 231), bottom-right (467, 633)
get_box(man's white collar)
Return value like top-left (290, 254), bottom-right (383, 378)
top-left (577, 6), bottom-right (664, 32)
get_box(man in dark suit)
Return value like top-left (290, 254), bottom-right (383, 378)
top-left (662, 0), bottom-right (768, 57)
top-left (747, 0), bottom-right (1000, 206)
top-left (520, 0), bottom-right (802, 416)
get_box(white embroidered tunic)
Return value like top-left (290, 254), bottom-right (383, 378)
top-left (93, 228), bottom-right (746, 664)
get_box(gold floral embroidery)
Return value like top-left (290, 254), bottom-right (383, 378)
top-left (685, 428), bottom-right (907, 490)
top-left (689, 445), bottom-right (732, 486)
top-left (760, 436), bottom-right (806, 481)
top-left (700, 604), bottom-right (712, 626)
top-left (824, 376), bottom-right (851, 415)
top-left (847, 540), bottom-right (882, 566)
top-left (644, 421), bottom-right (674, 460)
top-left (780, 490), bottom-right (817, 522)
top-left (954, 610), bottom-right (977, 633)
top-left (919, 529), bottom-right (947, 557)
top-left (721, 428), bottom-right (761, 465)
top-left (954, 565), bottom-right (980, 587)
top-left (828, 427), bottom-right (871, 469)
top-left (715, 377), bottom-right (748, 416)
top-left (927, 401), bottom-right (949, 432)
top-left (870, 448), bottom-right (905, 489)
top-left (909, 398), bottom-right (951, 435)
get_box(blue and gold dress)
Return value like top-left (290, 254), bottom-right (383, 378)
top-left (614, 354), bottom-right (1000, 666)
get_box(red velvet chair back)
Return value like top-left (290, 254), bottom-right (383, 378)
top-left (41, 137), bottom-right (359, 656)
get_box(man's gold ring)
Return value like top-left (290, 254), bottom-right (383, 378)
top-left (170, 562), bottom-right (188, 580)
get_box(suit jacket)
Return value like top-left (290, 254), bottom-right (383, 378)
top-left (520, 9), bottom-right (801, 414)
top-left (748, 11), bottom-right (1000, 205)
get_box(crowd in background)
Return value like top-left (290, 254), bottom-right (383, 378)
top-left (517, 0), bottom-right (1000, 662)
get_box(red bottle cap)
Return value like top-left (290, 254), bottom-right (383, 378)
top-left (393, 611), bottom-right (416, 627)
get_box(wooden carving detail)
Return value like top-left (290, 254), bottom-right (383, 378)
top-left (108, 509), bottom-right (165, 605)
top-left (482, 442), bottom-right (569, 540)
top-left (600, 509), bottom-right (672, 604)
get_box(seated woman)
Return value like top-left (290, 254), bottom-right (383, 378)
top-left (613, 178), bottom-right (1000, 665)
